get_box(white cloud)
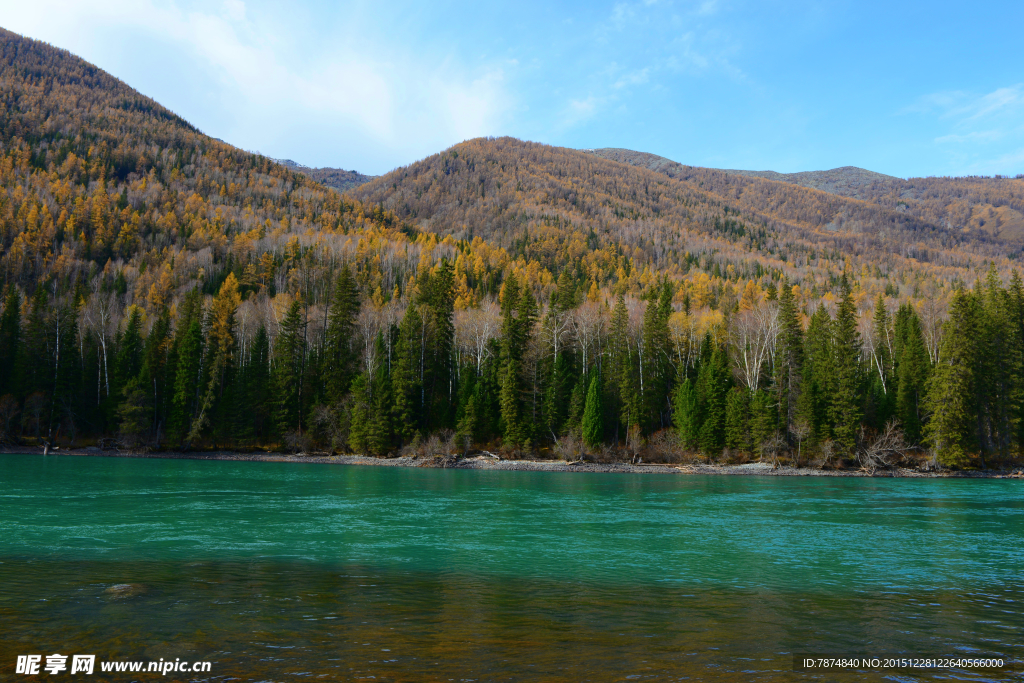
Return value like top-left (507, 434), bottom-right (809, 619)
top-left (223, 0), bottom-right (245, 23)
top-left (904, 84), bottom-right (1024, 122)
top-left (907, 84), bottom-right (1024, 174)
top-left (949, 85), bottom-right (1023, 121)
top-left (696, 0), bottom-right (719, 16)
top-left (666, 32), bottom-right (710, 71)
top-left (610, 2), bottom-right (636, 29)
top-left (986, 147), bottom-right (1024, 170)
top-left (614, 68), bottom-right (650, 89)
top-left (563, 96), bottom-right (599, 129)
top-left (575, 0), bottom-right (741, 133)
top-left (934, 130), bottom-right (1004, 144)
top-left (0, 0), bottom-right (512, 173)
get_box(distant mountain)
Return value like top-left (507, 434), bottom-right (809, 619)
top-left (351, 137), bottom-right (1018, 293)
top-left (584, 148), bottom-right (1024, 241)
top-left (718, 166), bottom-right (899, 199)
top-left (273, 158), bottom-right (375, 193)
top-left (584, 149), bottom-right (897, 197)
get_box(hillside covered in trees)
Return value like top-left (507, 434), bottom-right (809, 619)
top-left (274, 158), bottom-right (375, 193)
top-left (0, 27), bottom-right (1021, 471)
top-left (587, 147), bottom-right (1024, 242)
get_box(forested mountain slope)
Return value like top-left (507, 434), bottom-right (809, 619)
top-left (274, 158), bottom-right (375, 193)
top-left (0, 26), bottom-right (410, 294)
top-left (720, 166), bottom-right (899, 197)
top-left (354, 136), bottom-right (1015, 295)
top-left (0, 27), bottom-right (478, 447)
top-left (586, 147), bottom-right (1024, 241)
top-left (1, 28), bottom-right (1021, 471)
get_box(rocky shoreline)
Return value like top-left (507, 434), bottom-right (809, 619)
top-left (4, 446), bottom-right (1023, 478)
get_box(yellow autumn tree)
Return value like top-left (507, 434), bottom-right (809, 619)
top-left (188, 273), bottom-right (241, 442)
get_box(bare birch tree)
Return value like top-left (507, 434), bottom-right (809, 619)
top-left (729, 301), bottom-right (779, 392)
top-left (455, 300), bottom-right (500, 376)
top-left (570, 300), bottom-right (603, 375)
top-left (81, 287), bottom-right (122, 403)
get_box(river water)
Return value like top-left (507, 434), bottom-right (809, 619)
top-left (1, 453), bottom-right (1021, 681)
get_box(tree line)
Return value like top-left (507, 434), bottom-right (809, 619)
top-left (1, 261), bottom-right (1020, 470)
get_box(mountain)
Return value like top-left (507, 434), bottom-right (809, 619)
top-left (352, 136), bottom-right (1015, 296)
top-left (0, 26), bottom-right (435, 446)
top-left (0, 27), bottom-right (1021, 468)
top-left (274, 158), bottom-right (375, 193)
top-left (584, 147), bottom-right (1024, 241)
top-left (718, 166), bottom-right (899, 197)
top-left (583, 149), bottom-right (897, 196)
top-left (0, 25), bottom-right (416, 301)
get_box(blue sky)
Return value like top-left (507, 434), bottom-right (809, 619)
top-left (2, 0), bottom-right (1022, 178)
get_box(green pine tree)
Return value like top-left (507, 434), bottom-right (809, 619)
top-left (248, 325), bottom-right (273, 442)
top-left (366, 333), bottom-right (393, 455)
top-left (391, 305), bottom-right (424, 443)
top-left (749, 389), bottom-right (775, 455)
top-left (641, 282), bottom-right (674, 430)
top-left (673, 377), bottom-right (701, 449)
top-left (113, 308), bottom-right (143, 396)
top-left (774, 278), bottom-right (803, 441)
top-left (798, 305), bottom-right (833, 445)
top-left (273, 300), bottom-right (307, 437)
top-left (696, 345), bottom-right (729, 456)
top-left (419, 258), bottom-right (456, 431)
top-left (325, 265), bottom-right (360, 403)
top-left (724, 387), bottom-right (750, 452)
top-left (50, 299), bottom-right (82, 442)
top-left (606, 293), bottom-right (629, 443)
top-left (498, 273), bottom-right (536, 446)
top-left (893, 303), bottom-right (930, 443)
top-left (0, 286), bottom-right (21, 396)
top-left (139, 308), bottom-right (172, 442)
top-left (189, 274), bottom-right (241, 444)
top-left (348, 373), bottom-right (371, 454)
top-left (116, 377), bottom-right (151, 449)
top-left (169, 318), bottom-right (203, 444)
top-left (17, 287), bottom-right (50, 405)
top-left (619, 344), bottom-right (642, 438)
top-left (499, 359), bottom-right (523, 446)
top-left (456, 384), bottom-right (479, 448)
top-left (543, 352), bottom-right (572, 436)
top-left (566, 374), bottom-right (586, 431)
top-left (924, 289), bottom-right (979, 467)
top-left (582, 372), bottom-right (603, 449)
top-left (867, 294), bottom-right (894, 429)
top-left (830, 277), bottom-right (862, 455)
top-left (1008, 270), bottom-right (1024, 452)
top-left (977, 266), bottom-right (1022, 464)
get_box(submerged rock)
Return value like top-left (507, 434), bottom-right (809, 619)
top-left (103, 583), bottom-right (147, 599)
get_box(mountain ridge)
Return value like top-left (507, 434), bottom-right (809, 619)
top-left (583, 147), bottom-right (1024, 240)
top-left (352, 136), bottom-right (1014, 278)
top-left (273, 158), bottom-right (375, 193)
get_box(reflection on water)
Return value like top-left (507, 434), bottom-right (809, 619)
top-left (0, 454), bottom-right (1022, 681)
top-left (2, 560), bottom-right (1020, 681)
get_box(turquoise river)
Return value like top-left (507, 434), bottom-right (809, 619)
top-left (1, 453), bottom-right (1022, 681)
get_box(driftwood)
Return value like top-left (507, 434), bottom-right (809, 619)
top-left (438, 453), bottom-right (462, 468)
top-left (858, 421), bottom-right (908, 474)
